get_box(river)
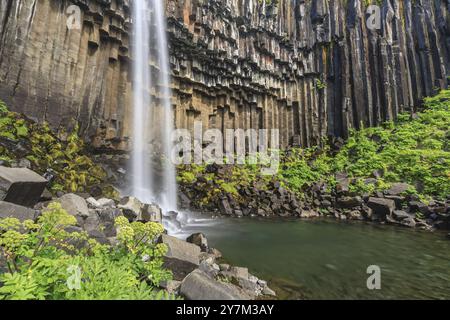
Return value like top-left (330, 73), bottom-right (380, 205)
top-left (178, 215), bottom-right (450, 299)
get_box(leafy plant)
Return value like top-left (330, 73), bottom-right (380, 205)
top-left (0, 203), bottom-right (174, 300)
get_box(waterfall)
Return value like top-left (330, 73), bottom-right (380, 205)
top-left (131, 0), bottom-right (177, 215)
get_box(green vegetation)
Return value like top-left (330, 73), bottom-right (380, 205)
top-left (0, 203), bottom-right (173, 300)
top-left (178, 89), bottom-right (450, 202)
top-left (0, 100), bottom-right (107, 193)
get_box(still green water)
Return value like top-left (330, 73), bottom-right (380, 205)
top-left (183, 217), bottom-right (450, 299)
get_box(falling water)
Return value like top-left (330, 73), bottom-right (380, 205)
top-left (132, 0), bottom-right (152, 202)
top-left (131, 0), bottom-right (178, 216)
top-left (153, 0), bottom-right (177, 212)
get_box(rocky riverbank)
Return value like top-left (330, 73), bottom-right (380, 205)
top-left (0, 165), bottom-right (276, 300)
top-left (179, 166), bottom-right (450, 232)
top-left (177, 90), bottom-right (450, 233)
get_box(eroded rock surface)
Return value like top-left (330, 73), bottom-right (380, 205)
top-left (0, 0), bottom-right (448, 149)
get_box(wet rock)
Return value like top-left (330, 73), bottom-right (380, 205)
top-left (178, 192), bottom-right (191, 209)
top-left (219, 199), bottom-right (233, 215)
top-left (208, 247), bottom-right (222, 259)
top-left (219, 264), bottom-right (230, 271)
top-left (263, 286), bottom-right (277, 297)
top-left (180, 269), bottom-right (248, 300)
top-left (97, 208), bottom-right (122, 237)
top-left (300, 210), bottom-right (319, 218)
top-left (186, 233), bottom-right (208, 252)
top-left (367, 197), bottom-right (396, 220)
top-left (348, 210), bottom-right (363, 220)
top-left (158, 234), bottom-right (201, 281)
top-left (400, 217), bottom-right (416, 228)
top-left (0, 166), bottom-right (47, 207)
top-left (139, 203), bottom-right (162, 224)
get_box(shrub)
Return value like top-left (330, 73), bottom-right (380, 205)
top-left (0, 203), bottom-right (174, 300)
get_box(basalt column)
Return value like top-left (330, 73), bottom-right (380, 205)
top-left (0, 0), bottom-right (448, 149)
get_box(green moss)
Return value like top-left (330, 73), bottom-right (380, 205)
top-left (0, 100), bottom-right (107, 194)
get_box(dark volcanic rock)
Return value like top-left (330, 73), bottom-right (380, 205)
top-left (337, 196), bottom-right (362, 209)
top-left (180, 269), bottom-right (249, 300)
top-left (187, 233), bottom-right (209, 252)
top-left (0, 166), bottom-right (47, 207)
top-left (0, 0), bottom-right (447, 150)
top-left (0, 201), bottom-right (37, 222)
top-left (219, 199), bottom-right (233, 215)
top-left (158, 234), bottom-right (201, 281)
top-left (386, 183), bottom-right (412, 196)
top-left (367, 197), bottom-right (396, 221)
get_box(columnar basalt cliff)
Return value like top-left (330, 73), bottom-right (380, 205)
top-left (0, 0), bottom-right (449, 150)
top-left (0, 0), bottom-right (132, 150)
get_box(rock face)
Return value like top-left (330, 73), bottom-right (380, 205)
top-left (0, 0), bottom-right (132, 151)
top-left (0, 0), bottom-right (448, 149)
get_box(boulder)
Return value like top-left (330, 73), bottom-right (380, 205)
top-left (300, 210), bottom-right (319, 218)
top-left (392, 210), bottom-right (411, 220)
top-left (409, 201), bottom-right (431, 215)
top-left (367, 197), bottom-right (395, 220)
top-left (186, 233), bottom-right (208, 251)
top-left (180, 269), bottom-right (249, 300)
top-left (348, 210), bottom-right (363, 220)
top-left (400, 217), bottom-right (416, 228)
top-left (160, 280), bottom-right (182, 295)
top-left (208, 247), bottom-right (222, 259)
top-left (263, 286), bottom-right (277, 296)
top-left (40, 188), bottom-right (53, 202)
top-left (384, 195), bottom-right (405, 209)
top-left (57, 193), bottom-right (90, 219)
top-left (337, 196), bottom-right (362, 208)
top-left (96, 198), bottom-right (115, 208)
top-left (139, 203), bottom-right (162, 224)
top-left (229, 266), bottom-right (249, 280)
top-left (82, 211), bottom-right (100, 232)
top-left (335, 172), bottom-right (349, 194)
top-left (118, 196), bottom-right (142, 220)
top-left (0, 201), bottom-right (37, 221)
top-left (219, 199), bottom-right (233, 215)
top-left (386, 183), bottom-right (411, 196)
top-left (158, 234), bottom-right (201, 280)
top-left (97, 208), bottom-right (122, 237)
top-left (0, 166), bottom-right (47, 207)
top-left (86, 197), bottom-right (101, 208)
top-left (117, 196), bottom-right (162, 223)
top-left (219, 264), bottom-right (230, 271)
